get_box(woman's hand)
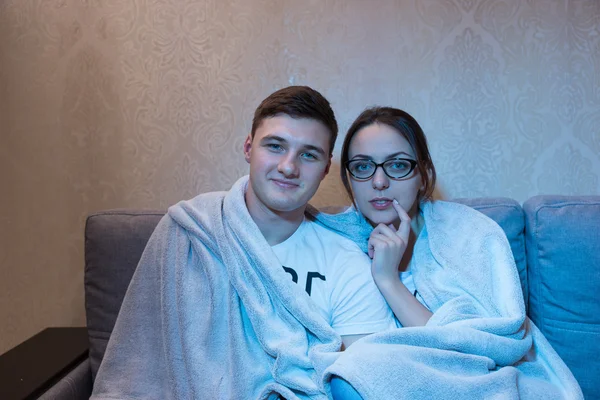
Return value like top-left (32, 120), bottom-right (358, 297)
top-left (367, 200), bottom-right (433, 327)
top-left (367, 199), bottom-right (411, 285)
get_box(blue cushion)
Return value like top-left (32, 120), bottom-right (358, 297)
top-left (524, 196), bottom-right (600, 399)
top-left (452, 198), bottom-right (527, 307)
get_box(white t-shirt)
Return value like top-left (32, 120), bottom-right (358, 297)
top-left (272, 218), bottom-right (396, 336)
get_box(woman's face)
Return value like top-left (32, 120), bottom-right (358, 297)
top-left (347, 123), bottom-right (423, 227)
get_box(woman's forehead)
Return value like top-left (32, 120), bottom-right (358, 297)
top-left (349, 123), bottom-right (415, 158)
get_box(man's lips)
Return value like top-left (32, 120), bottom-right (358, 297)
top-left (271, 178), bottom-right (300, 189)
top-left (369, 197), bottom-right (393, 210)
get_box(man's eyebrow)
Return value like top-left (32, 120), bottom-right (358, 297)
top-left (351, 151), bottom-right (413, 160)
top-left (302, 144), bottom-right (326, 156)
top-left (260, 134), bottom-right (287, 143)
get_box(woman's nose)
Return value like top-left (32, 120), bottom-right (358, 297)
top-left (372, 166), bottom-right (389, 190)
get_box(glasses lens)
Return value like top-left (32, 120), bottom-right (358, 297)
top-left (348, 160), bottom-right (376, 179)
top-left (383, 159), bottom-right (414, 178)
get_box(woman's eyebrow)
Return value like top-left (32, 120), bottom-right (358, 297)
top-left (386, 151), bottom-right (413, 158)
top-left (351, 151), bottom-right (413, 160)
top-left (349, 154), bottom-right (373, 160)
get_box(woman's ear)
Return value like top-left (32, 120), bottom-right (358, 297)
top-left (417, 174), bottom-right (429, 203)
top-left (417, 177), bottom-right (425, 201)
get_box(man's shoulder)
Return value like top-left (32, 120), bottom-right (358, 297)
top-left (182, 189), bottom-right (229, 208)
top-left (158, 190), bottom-right (234, 244)
top-left (168, 189), bottom-right (231, 219)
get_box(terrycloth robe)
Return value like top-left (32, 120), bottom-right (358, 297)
top-left (309, 200), bottom-right (583, 399)
top-left (91, 176), bottom-right (342, 400)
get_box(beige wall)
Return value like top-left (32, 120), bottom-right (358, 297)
top-left (1, 0), bottom-right (599, 353)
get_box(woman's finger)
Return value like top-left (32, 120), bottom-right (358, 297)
top-left (368, 235), bottom-right (384, 258)
top-left (392, 199), bottom-right (411, 239)
top-left (372, 223), bottom-right (396, 239)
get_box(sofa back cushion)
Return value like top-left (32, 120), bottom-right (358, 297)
top-left (524, 195), bottom-right (600, 399)
top-left (452, 198), bottom-right (527, 305)
top-left (84, 210), bottom-right (165, 380)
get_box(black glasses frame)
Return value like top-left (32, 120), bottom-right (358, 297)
top-left (345, 158), bottom-right (418, 180)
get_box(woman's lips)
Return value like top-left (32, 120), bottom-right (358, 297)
top-left (369, 198), bottom-right (392, 210)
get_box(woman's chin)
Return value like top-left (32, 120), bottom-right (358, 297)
top-left (364, 212), bottom-right (398, 227)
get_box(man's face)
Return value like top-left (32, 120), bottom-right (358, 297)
top-left (244, 115), bottom-right (332, 217)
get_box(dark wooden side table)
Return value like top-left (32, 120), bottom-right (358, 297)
top-left (0, 327), bottom-right (89, 400)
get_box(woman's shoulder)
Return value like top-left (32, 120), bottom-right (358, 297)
top-left (422, 199), bottom-right (505, 235)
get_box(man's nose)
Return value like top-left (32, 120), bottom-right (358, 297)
top-left (278, 154), bottom-right (298, 177)
top-left (372, 166), bottom-right (389, 190)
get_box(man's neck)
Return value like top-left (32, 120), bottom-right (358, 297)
top-left (245, 195), bottom-right (306, 246)
top-left (254, 210), bottom-right (305, 246)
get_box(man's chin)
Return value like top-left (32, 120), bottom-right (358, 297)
top-left (271, 203), bottom-right (306, 214)
top-left (266, 197), bottom-right (309, 214)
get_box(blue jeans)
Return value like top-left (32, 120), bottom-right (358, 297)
top-left (330, 376), bottom-right (363, 400)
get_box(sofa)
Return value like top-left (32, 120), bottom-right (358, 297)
top-left (40, 195), bottom-right (600, 399)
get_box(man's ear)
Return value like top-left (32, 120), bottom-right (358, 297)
top-left (322, 155), bottom-right (332, 180)
top-left (243, 134), bottom-right (253, 163)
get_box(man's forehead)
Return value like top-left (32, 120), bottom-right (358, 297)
top-left (254, 115), bottom-right (331, 151)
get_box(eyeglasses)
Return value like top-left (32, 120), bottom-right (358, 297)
top-left (345, 158), bottom-right (417, 180)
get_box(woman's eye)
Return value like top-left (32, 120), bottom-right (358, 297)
top-left (389, 161), bottom-right (409, 171)
top-left (353, 162), bottom-right (372, 172)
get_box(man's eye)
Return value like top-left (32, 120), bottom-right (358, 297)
top-left (267, 143), bottom-right (283, 151)
top-left (301, 152), bottom-right (317, 160)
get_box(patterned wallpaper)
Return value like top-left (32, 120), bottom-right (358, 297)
top-left (0, 0), bottom-right (598, 353)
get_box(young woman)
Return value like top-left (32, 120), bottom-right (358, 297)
top-left (339, 107), bottom-right (436, 327)
top-left (321, 106), bottom-right (582, 399)
top-left (329, 107), bottom-right (436, 399)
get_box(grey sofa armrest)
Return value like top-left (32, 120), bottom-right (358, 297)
top-left (38, 358), bottom-right (92, 399)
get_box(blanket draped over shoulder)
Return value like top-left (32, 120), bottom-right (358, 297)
top-left (91, 176), bottom-right (342, 400)
top-left (309, 200), bottom-right (583, 399)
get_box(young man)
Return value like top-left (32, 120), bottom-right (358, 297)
top-left (91, 86), bottom-right (395, 400)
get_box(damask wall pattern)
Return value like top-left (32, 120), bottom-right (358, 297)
top-left (0, 0), bottom-right (598, 352)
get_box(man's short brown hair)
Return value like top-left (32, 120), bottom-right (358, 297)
top-left (251, 86), bottom-right (338, 155)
